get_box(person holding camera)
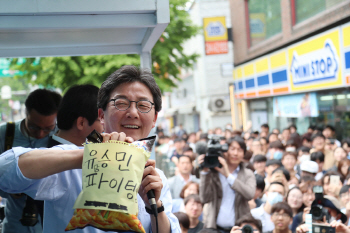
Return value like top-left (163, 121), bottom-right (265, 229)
top-left (198, 137), bottom-right (256, 232)
top-left (230, 214), bottom-right (262, 233)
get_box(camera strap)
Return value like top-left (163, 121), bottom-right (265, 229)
top-left (4, 122), bottom-right (15, 151)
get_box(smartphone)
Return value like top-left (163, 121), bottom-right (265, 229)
top-left (330, 175), bottom-right (340, 186)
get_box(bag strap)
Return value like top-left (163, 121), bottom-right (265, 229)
top-left (4, 122), bottom-right (15, 150)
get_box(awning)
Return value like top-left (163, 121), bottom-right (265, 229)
top-left (0, 0), bottom-right (170, 64)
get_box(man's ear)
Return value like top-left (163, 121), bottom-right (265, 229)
top-left (76, 116), bottom-right (85, 130)
top-left (152, 112), bottom-right (158, 128)
top-left (98, 108), bottom-right (105, 128)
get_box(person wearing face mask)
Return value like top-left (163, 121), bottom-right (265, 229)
top-left (267, 141), bottom-right (285, 161)
top-left (251, 182), bottom-right (285, 232)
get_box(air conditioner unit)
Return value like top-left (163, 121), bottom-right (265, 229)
top-left (210, 95), bottom-right (231, 112)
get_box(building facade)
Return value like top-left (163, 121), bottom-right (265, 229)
top-left (230, 0), bottom-right (350, 139)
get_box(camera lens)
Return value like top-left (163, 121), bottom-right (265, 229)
top-left (242, 225), bottom-right (253, 233)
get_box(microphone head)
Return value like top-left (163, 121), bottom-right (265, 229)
top-left (195, 141), bottom-right (207, 155)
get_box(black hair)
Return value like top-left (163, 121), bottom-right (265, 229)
top-left (272, 167), bottom-right (291, 181)
top-left (324, 125), bottom-right (335, 132)
top-left (57, 85), bottom-right (99, 130)
top-left (184, 194), bottom-right (202, 206)
top-left (340, 185), bottom-right (350, 195)
top-left (289, 124), bottom-right (297, 130)
top-left (310, 151), bottom-right (325, 163)
top-left (298, 146), bottom-right (311, 153)
top-left (198, 229), bottom-right (221, 233)
top-left (235, 214), bottom-right (263, 233)
top-left (322, 171), bottom-right (344, 185)
top-left (311, 132), bottom-right (325, 141)
top-left (282, 128), bottom-right (290, 132)
top-left (271, 202), bottom-right (293, 218)
top-left (266, 159), bottom-right (283, 167)
top-left (261, 124), bottom-right (269, 129)
top-left (308, 125), bottom-right (316, 130)
top-left (286, 187), bottom-right (304, 213)
top-left (341, 138), bottom-right (350, 147)
top-left (253, 154), bottom-right (267, 163)
top-left (255, 174), bottom-right (265, 191)
top-left (269, 181), bottom-right (285, 191)
top-left (302, 133), bottom-right (312, 143)
top-left (227, 136), bottom-right (247, 154)
top-left (174, 137), bottom-right (185, 143)
top-left (260, 137), bottom-right (269, 144)
top-left (173, 212), bottom-right (190, 229)
top-left (98, 65), bottom-right (162, 112)
top-left (25, 89), bottom-right (62, 116)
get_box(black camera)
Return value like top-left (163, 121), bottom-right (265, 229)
top-left (20, 196), bottom-right (39, 226)
top-left (201, 134), bottom-right (228, 169)
top-left (309, 186), bottom-right (330, 222)
top-left (241, 224), bottom-right (254, 233)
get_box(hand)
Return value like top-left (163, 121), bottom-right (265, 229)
top-left (197, 154), bottom-right (209, 172)
top-left (139, 160), bottom-right (163, 207)
top-left (230, 226), bottom-right (242, 233)
top-left (296, 224), bottom-right (309, 233)
top-left (215, 157), bottom-right (230, 177)
top-left (271, 171), bottom-right (288, 193)
top-left (101, 132), bottom-right (134, 143)
top-left (302, 207), bottom-right (311, 222)
top-left (330, 220), bottom-right (350, 233)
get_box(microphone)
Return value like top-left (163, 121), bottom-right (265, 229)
top-left (145, 165), bottom-right (158, 217)
top-left (195, 141), bottom-right (207, 155)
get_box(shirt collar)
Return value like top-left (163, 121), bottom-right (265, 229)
top-left (52, 134), bottom-right (74, 145)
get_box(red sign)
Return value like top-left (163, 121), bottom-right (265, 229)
top-left (205, 41), bottom-right (228, 55)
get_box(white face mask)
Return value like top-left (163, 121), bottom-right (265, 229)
top-left (267, 192), bottom-right (284, 206)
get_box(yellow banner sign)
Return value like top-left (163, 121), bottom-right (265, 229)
top-left (203, 16), bottom-right (228, 42)
top-left (73, 142), bottom-right (150, 215)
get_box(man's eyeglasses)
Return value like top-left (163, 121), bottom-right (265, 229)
top-left (272, 213), bottom-right (291, 219)
top-left (27, 121), bottom-right (56, 133)
top-left (109, 98), bottom-right (154, 113)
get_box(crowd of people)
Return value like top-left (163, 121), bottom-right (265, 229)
top-left (155, 123), bottom-right (350, 233)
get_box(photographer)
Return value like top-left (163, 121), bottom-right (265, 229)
top-left (199, 137), bottom-right (256, 232)
top-left (230, 214), bottom-right (262, 233)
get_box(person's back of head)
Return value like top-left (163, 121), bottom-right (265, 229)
top-left (173, 212), bottom-right (190, 232)
top-left (255, 174), bottom-right (265, 192)
top-left (57, 85), bottom-right (100, 131)
top-left (25, 88), bottom-right (62, 116)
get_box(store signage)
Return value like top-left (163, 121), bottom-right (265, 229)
top-left (203, 16), bottom-right (228, 55)
top-left (290, 40), bottom-right (339, 85)
top-left (273, 93), bottom-right (319, 117)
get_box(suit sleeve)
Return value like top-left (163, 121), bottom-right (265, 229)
top-left (231, 168), bottom-right (256, 200)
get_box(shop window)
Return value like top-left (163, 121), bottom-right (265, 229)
top-left (247, 0), bottom-right (282, 47)
top-left (293, 0), bottom-right (346, 25)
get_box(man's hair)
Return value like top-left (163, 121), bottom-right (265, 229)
top-left (235, 214), bottom-right (263, 233)
top-left (184, 194), bottom-right (202, 206)
top-left (178, 155), bottom-right (192, 163)
top-left (261, 124), bottom-right (269, 129)
top-left (97, 65), bottom-right (162, 112)
top-left (282, 128), bottom-right (290, 132)
top-left (198, 229), bottom-right (221, 233)
top-left (57, 85), bottom-right (99, 130)
top-left (298, 146), bottom-right (311, 153)
top-left (272, 167), bottom-right (290, 181)
top-left (266, 159), bottom-right (282, 167)
top-left (268, 133), bottom-right (278, 140)
top-left (253, 154), bottom-right (267, 163)
top-left (310, 151), bottom-right (325, 163)
top-left (255, 174), bottom-right (265, 191)
top-left (311, 133), bottom-right (325, 141)
top-left (227, 136), bottom-right (247, 153)
top-left (269, 181), bottom-right (285, 192)
top-left (25, 89), bottom-right (62, 116)
top-left (174, 137), bottom-right (185, 143)
top-left (173, 212), bottom-right (190, 229)
top-left (271, 202), bottom-right (293, 218)
top-left (244, 150), bottom-right (253, 161)
top-left (282, 151), bottom-right (297, 161)
top-left (269, 140), bottom-right (285, 150)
